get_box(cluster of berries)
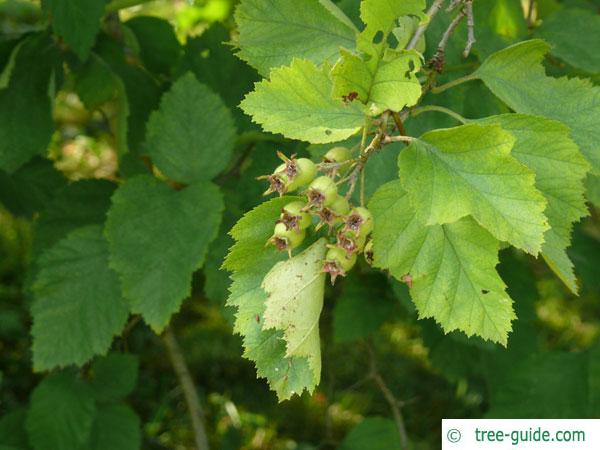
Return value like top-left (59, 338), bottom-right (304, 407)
top-left (259, 148), bottom-right (374, 284)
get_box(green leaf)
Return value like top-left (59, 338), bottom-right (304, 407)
top-left (0, 409), bottom-right (29, 449)
top-left (90, 353), bottom-right (139, 402)
top-left (177, 24), bottom-right (259, 131)
top-left (32, 180), bottom-right (116, 257)
top-left (26, 372), bottom-right (96, 450)
top-left (73, 53), bottom-right (122, 111)
top-left (42, 0), bottom-right (104, 60)
top-left (0, 157), bottom-right (66, 217)
top-left (31, 226), bottom-right (129, 371)
top-left (0, 33), bottom-right (57, 173)
top-left (359, 0), bottom-right (425, 50)
top-left (369, 181), bottom-right (514, 344)
top-left (478, 114), bottom-right (590, 293)
top-left (473, 39), bottom-right (600, 175)
top-left (262, 239), bottom-right (327, 386)
top-left (241, 59), bottom-right (364, 143)
top-left (339, 417), bottom-right (402, 450)
top-left (105, 175), bottom-right (223, 332)
top-left (89, 404), bottom-right (141, 450)
top-left (224, 195), bottom-right (302, 272)
top-left (145, 73), bottom-right (236, 184)
top-left (234, 0), bottom-right (356, 76)
top-left (229, 258), bottom-right (315, 400)
top-left (126, 16), bottom-right (181, 76)
top-left (399, 123), bottom-right (549, 254)
top-left (331, 48), bottom-right (421, 115)
top-left (535, 8), bottom-right (600, 74)
top-left (225, 197), bottom-right (316, 399)
top-left (95, 34), bottom-right (161, 154)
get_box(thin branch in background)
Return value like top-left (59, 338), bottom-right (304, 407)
top-left (410, 104), bottom-right (469, 124)
top-left (526, 0), bottom-right (536, 28)
top-left (463, 0), bottom-right (475, 57)
top-left (367, 344), bottom-right (409, 449)
top-left (406, 0), bottom-right (446, 50)
top-left (163, 327), bottom-right (210, 450)
top-left (428, 7), bottom-right (467, 72)
top-left (381, 135), bottom-right (414, 144)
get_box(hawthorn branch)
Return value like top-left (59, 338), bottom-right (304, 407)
top-left (163, 327), bottom-right (210, 450)
top-left (367, 344), bottom-right (409, 449)
top-left (463, 0), bottom-right (475, 57)
top-left (406, 0), bottom-right (446, 50)
top-left (410, 105), bottom-right (469, 124)
top-left (429, 7), bottom-right (467, 72)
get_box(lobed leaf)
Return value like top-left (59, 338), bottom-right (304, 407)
top-left (105, 175), bottom-right (223, 332)
top-left (241, 59), bottom-right (365, 143)
top-left (235, 0), bottom-right (357, 76)
top-left (399, 123), bottom-right (549, 254)
top-left (145, 73), bottom-right (236, 184)
top-left (473, 39), bottom-right (600, 175)
top-left (262, 239), bottom-right (327, 384)
top-left (31, 226), bottom-right (129, 371)
top-left (369, 181), bottom-right (515, 344)
top-left (478, 114), bottom-right (590, 293)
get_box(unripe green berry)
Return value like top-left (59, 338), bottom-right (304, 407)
top-left (323, 246), bottom-right (357, 284)
top-left (316, 195), bottom-right (349, 229)
top-left (330, 195), bottom-right (350, 216)
top-left (279, 201), bottom-right (311, 230)
top-left (343, 206), bottom-right (374, 236)
top-left (323, 146), bottom-right (353, 176)
top-left (306, 176), bottom-right (338, 208)
top-left (288, 158), bottom-right (317, 188)
top-left (269, 222), bottom-right (305, 253)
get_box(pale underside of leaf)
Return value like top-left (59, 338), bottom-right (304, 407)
top-left (225, 197), bottom-right (318, 400)
top-left (262, 239), bottom-right (328, 383)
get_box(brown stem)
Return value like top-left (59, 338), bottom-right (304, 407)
top-left (163, 327), bottom-right (210, 450)
top-left (429, 8), bottom-right (467, 72)
top-left (367, 344), bottom-right (409, 449)
top-left (391, 111), bottom-right (407, 136)
top-left (463, 0), bottom-right (475, 57)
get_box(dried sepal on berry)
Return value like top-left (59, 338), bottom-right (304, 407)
top-left (336, 231), bottom-right (366, 257)
top-left (268, 222), bottom-right (305, 256)
top-left (315, 195), bottom-right (349, 230)
top-left (277, 151), bottom-right (317, 190)
top-left (322, 246), bottom-right (356, 285)
top-left (278, 201), bottom-right (311, 231)
top-left (257, 163), bottom-right (290, 196)
top-left (305, 176), bottom-right (338, 209)
top-left (343, 206), bottom-right (374, 237)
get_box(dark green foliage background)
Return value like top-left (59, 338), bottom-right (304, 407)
top-left (1, 0), bottom-right (600, 449)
